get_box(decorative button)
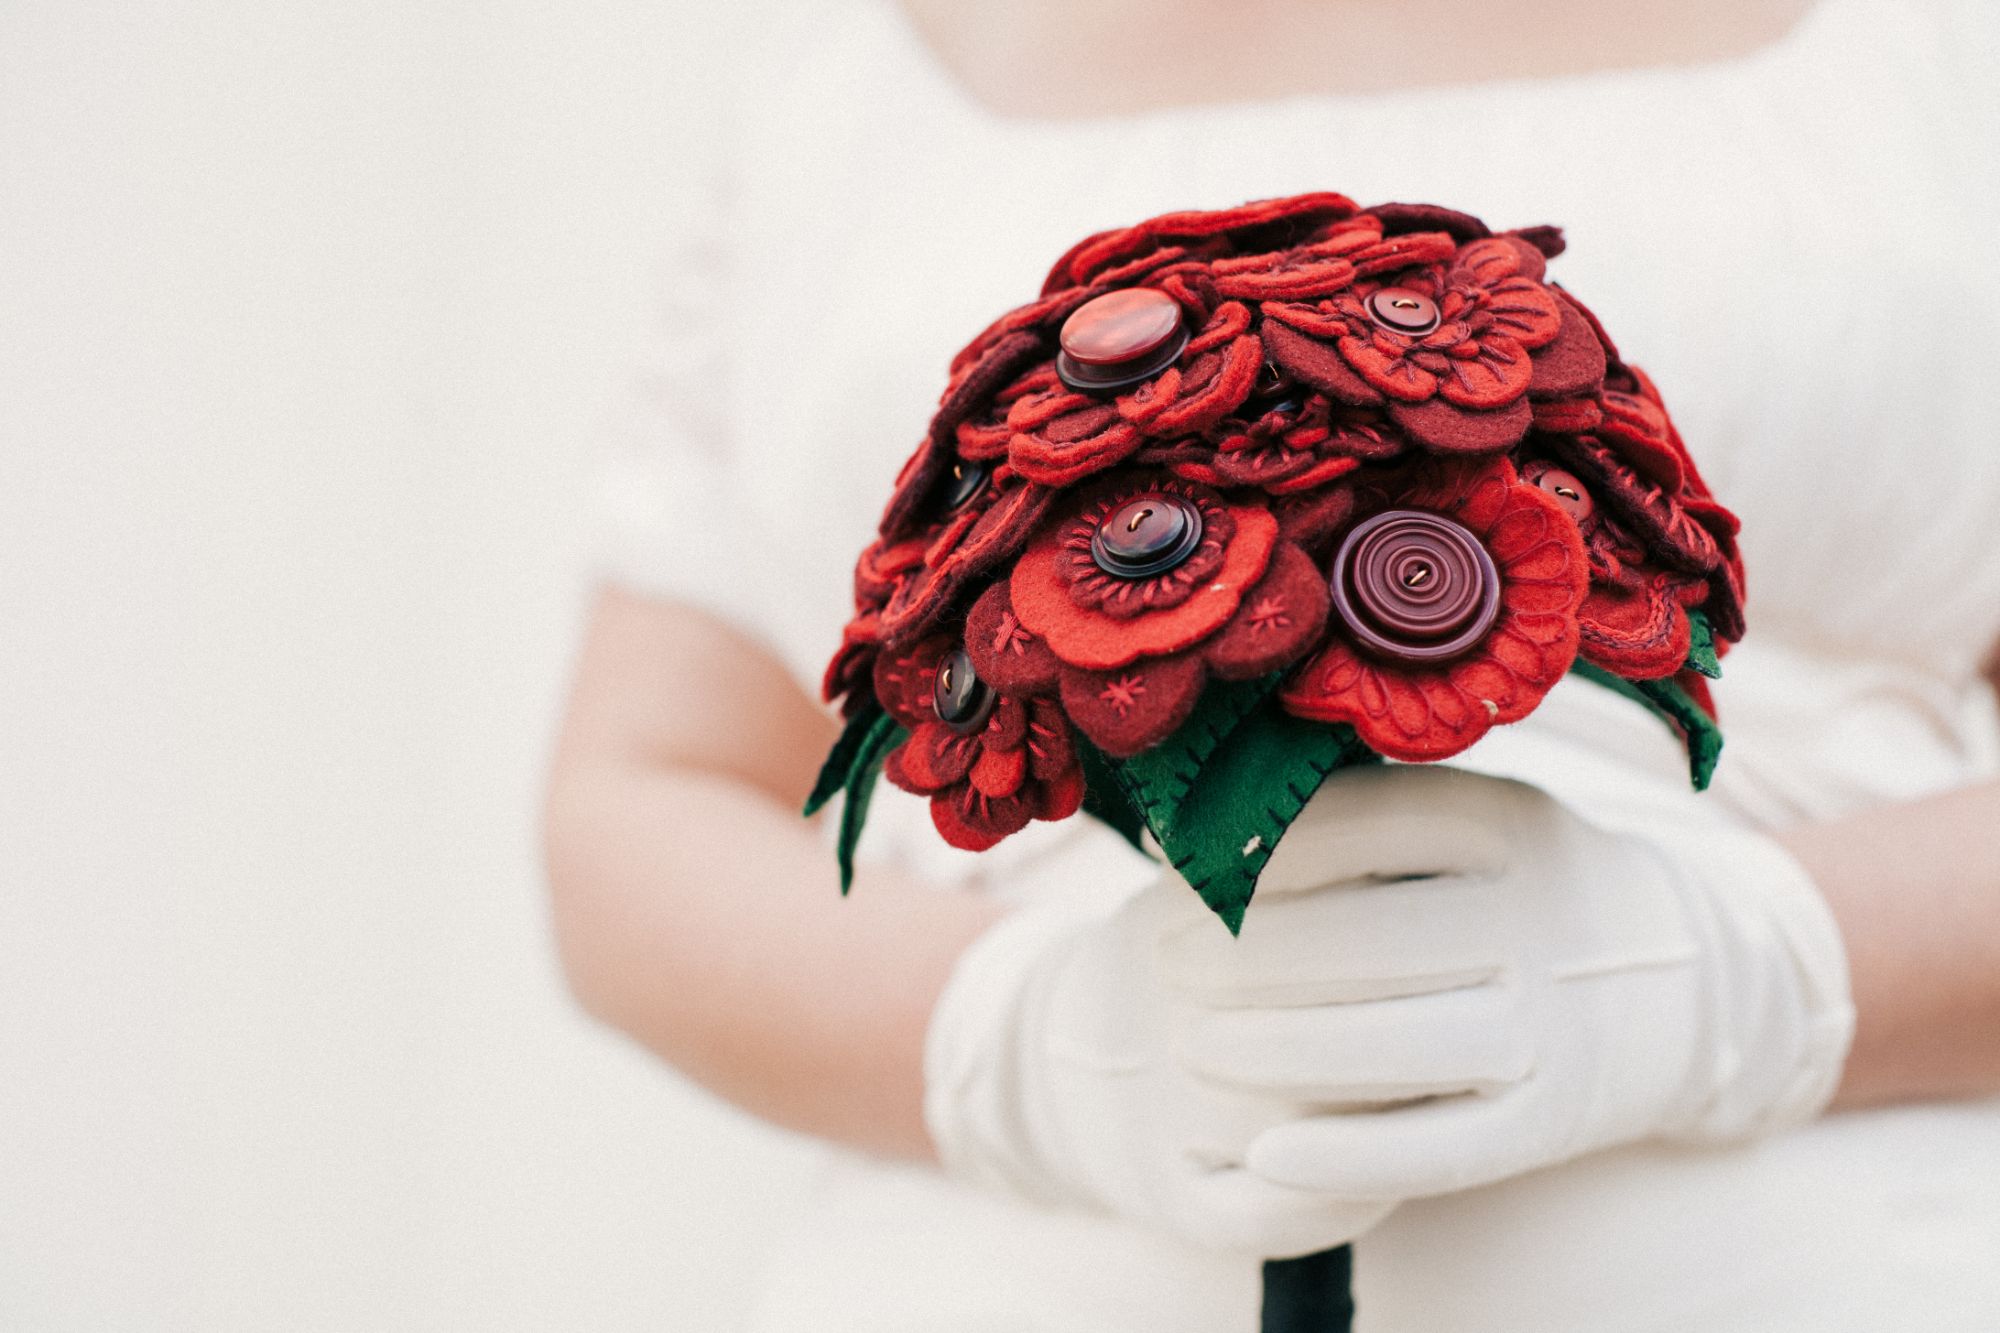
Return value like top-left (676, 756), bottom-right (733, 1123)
top-left (1366, 287), bottom-right (1442, 337)
top-left (1529, 465), bottom-right (1594, 524)
top-left (940, 461), bottom-right (988, 513)
top-left (1090, 494), bottom-right (1205, 579)
top-left (1331, 510), bottom-right (1501, 663)
top-left (1056, 288), bottom-right (1188, 392)
top-left (932, 648), bottom-right (997, 735)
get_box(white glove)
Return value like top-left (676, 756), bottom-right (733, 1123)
top-left (1165, 764), bottom-right (1856, 1204)
top-left (923, 876), bottom-right (1396, 1258)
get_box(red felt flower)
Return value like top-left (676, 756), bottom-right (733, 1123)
top-left (1521, 457), bottom-right (1710, 680)
top-left (874, 635), bottom-right (1085, 851)
top-left (873, 468), bottom-right (1055, 646)
top-left (965, 473), bottom-right (1331, 756)
top-left (1259, 234), bottom-right (1606, 455)
top-left (1542, 367), bottom-right (1747, 642)
top-left (1279, 456), bottom-right (1588, 761)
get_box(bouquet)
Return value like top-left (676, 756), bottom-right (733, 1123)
top-left (805, 192), bottom-right (1743, 1332)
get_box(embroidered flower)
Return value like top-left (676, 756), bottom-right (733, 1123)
top-left (873, 635), bottom-right (1086, 851)
top-left (1278, 456), bottom-right (1588, 761)
top-left (1259, 234), bottom-right (1607, 455)
top-left (964, 473), bottom-right (1330, 756)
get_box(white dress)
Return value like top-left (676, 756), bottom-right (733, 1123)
top-left (596, 0), bottom-right (2000, 1327)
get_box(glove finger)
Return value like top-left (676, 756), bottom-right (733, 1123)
top-left (1156, 874), bottom-right (1506, 1007)
top-left (1178, 985), bottom-right (1530, 1101)
top-left (1179, 1166), bottom-right (1397, 1257)
top-left (1244, 1091), bottom-right (1547, 1201)
top-left (1254, 764), bottom-right (1520, 898)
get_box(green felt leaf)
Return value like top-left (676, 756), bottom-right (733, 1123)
top-left (1571, 661), bottom-right (1724, 791)
top-left (1111, 674), bottom-right (1284, 834)
top-left (1077, 740), bottom-right (1154, 860)
top-left (830, 712), bottom-right (906, 895)
top-left (804, 701), bottom-right (889, 818)
top-left (1158, 710), bottom-right (1374, 933)
top-left (1685, 611), bottom-right (1722, 680)
top-left (1103, 681), bottom-right (1374, 934)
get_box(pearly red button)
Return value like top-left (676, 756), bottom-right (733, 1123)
top-left (1056, 288), bottom-right (1188, 392)
top-left (1366, 287), bottom-right (1442, 337)
top-left (1530, 465), bottom-right (1595, 524)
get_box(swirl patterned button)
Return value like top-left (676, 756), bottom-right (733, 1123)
top-left (1331, 509), bottom-right (1502, 663)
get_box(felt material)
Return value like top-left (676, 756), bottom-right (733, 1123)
top-left (1112, 674), bottom-right (1373, 932)
top-left (1204, 543), bottom-right (1333, 681)
top-left (828, 710), bottom-right (906, 894)
top-left (1367, 201), bottom-right (1490, 243)
top-left (1571, 660), bottom-right (1723, 790)
top-left (1685, 610), bottom-right (1723, 679)
top-left (1054, 478), bottom-right (1236, 619)
top-left (1041, 193), bottom-right (1360, 296)
top-left (882, 331), bottom-right (1046, 539)
top-left (1527, 297), bottom-right (1610, 399)
top-left (804, 699), bottom-right (889, 819)
top-left (1059, 651), bottom-right (1209, 758)
top-left (1280, 458), bottom-right (1588, 762)
top-left (818, 190), bottom-right (1742, 892)
top-left (965, 579), bottom-right (1063, 695)
top-left (1012, 496), bottom-right (1279, 672)
top-left (878, 479), bottom-right (1054, 646)
top-left (1387, 394), bottom-right (1533, 454)
top-left (1118, 330), bottom-right (1264, 438)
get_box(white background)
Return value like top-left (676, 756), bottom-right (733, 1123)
top-left (0, 4), bottom-right (824, 1328)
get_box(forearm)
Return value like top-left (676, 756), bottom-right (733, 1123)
top-left (543, 589), bottom-right (1009, 1161)
top-left (1782, 779), bottom-right (2000, 1108)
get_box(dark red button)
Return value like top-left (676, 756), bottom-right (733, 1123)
top-left (932, 648), bottom-right (996, 735)
top-left (1090, 494), bottom-right (1204, 579)
top-left (1366, 287), bottom-right (1442, 337)
top-left (1529, 465), bottom-right (1594, 524)
top-left (1056, 288), bottom-right (1188, 392)
top-left (939, 461), bottom-right (988, 513)
top-left (1331, 509), bottom-right (1501, 663)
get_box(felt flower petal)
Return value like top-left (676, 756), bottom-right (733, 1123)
top-left (1261, 320), bottom-right (1386, 406)
top-left (1058, 653), bottom-right (1208, 758)
top-left (965, 581), bottom-right (1062, 695)
top-left (1388, 395), bottom-right (1532, 453)
top-left (1527, 297), bottom-right (1610, 399)
top-left (1204, 543), bottom-right (1333, 680)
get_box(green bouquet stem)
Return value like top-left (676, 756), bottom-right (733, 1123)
top-left (1263, 1247), bottom-right (1355, 1333)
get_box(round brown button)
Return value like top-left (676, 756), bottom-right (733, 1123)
top-left (932, 648), bottom-right (996, 735)
top-left (1056, 288), bottom-right (1188, 392)
top-left (1366, 287), bottom-right (1443, 337)
top-left (1529, 465), bottom-right (1594, 524)
top-left (939, 461), bottom-right (988, 513)
top-left (1090, 494), bottom-right (1205, 579)
top-left (1331, 509), bottom-right (1501, 663)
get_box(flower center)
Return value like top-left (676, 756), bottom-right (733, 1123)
top-left (1331, 509), bottom-right (1502, 664)
top-left (932, 648), bottom-right (997, 735)
top-left (1366, 287), bottom-right (1442, 337)
top-left (1530, 465), bottom-right (1595, 524)
top-left (1056, 287), bottom-right (1188, 393)
top-left (939, 460), bottom-right (988, 513)
top-left (1089, 494), bottom-right (1206, 579)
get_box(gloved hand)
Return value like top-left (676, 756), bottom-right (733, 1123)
top-left (924, 762), bottom-right (1854, 1250)
top-left (1172, 763), bottom-right (1856, 1204)
top-left (922, 866), bottom-right (1396, 1258)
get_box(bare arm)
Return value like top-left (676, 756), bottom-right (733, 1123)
top-left (542, 585), bottom-right (1001, 1160)
top-left (1804, 780), bottom-right (2000, 1107)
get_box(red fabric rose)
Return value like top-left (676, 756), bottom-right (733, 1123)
top-left (1279, 456), bottom-right (1588, 761)
top-left (965, 473), bottom-right (1331, 757)
top-left (1260, 235), bottom-right (1606, 455)
top-left (874, 635), bottom-right (1085, 851)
